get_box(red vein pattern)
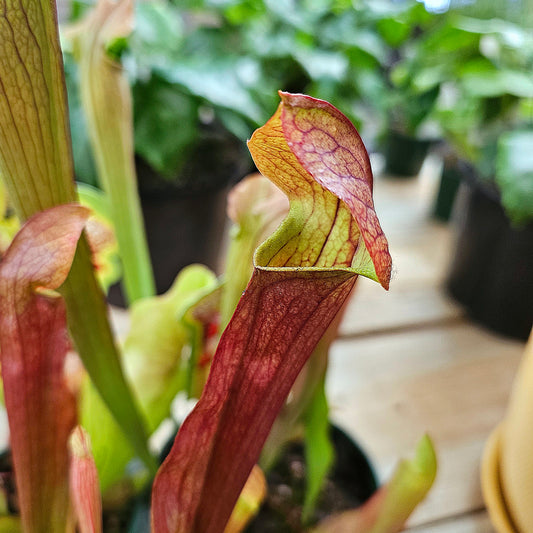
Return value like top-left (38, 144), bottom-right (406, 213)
top-left (279, 92), bottom-right (391, 289)
top-left (248, 104), bottom-right (360, 271)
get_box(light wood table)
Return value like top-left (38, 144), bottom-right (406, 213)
top-left (327, 156), bottom-right (527, 532)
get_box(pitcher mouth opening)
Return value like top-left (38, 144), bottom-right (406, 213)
top-left (481, 424), bottom-right (520, 533)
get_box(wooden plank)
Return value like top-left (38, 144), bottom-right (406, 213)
top-left (326, 323), bottom-right (525, 527)
top-left (370, 152), bottom-right (442, 232)
top-left (340, 278), bottom-right (463, 337)
top-left (374, 160), bottom-right (455, 284)
top-left (384, 221), bottom-right (455, 287)
top-left (406, 510), bottom-right (495, 532)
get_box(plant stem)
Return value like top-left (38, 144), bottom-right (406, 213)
top-left (61, 238), bottom-right (156, 473)
top-left (74, 0), bottom-right (155, 304)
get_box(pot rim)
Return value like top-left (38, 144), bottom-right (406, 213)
top-left (481, 424), bottom-right (519, 533)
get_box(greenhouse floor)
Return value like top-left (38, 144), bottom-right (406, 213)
top-left (327, 154), bottom-right (526, 532)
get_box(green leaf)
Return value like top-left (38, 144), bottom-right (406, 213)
top-left (156, 57), bottom-right (266, 124)
top-left (496, 130), bottom-right (533, 226)
top-left (105, 36), bottom-right (129, 62)
top-left (132, 77), bottom-right (199, 178)
top-left (367, 435), bottom-right (437, 533)
top-left (320, 20), bottom-right (387, 64)
top-left (460, 61), bottom-right (533, 98)
top-left (70, 0), bottom-right (156, 304)
top-left (411, 65), bottom-right (448, 92)
top-left (453, 15), bottom-right (529, 38)
top-left (420, 23), bottom-right (479, 56)
top-left (302, 378), bottom-right (334, 523)
top-left (293, 48), bottom-right (349, 82)
top-left (376, 18), bottom-right (411, 47)
top-left (130, 0), bottom-right (185, 65)
top-left (315, 435), bottom-right (437, 533)
top-left (79, 379), bottom-right (136, 495)
top-left (263, 0), bottom-right (314, 32)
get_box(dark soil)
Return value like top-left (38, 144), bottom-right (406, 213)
top-left (245, 425), bottom-right (377, 533)
top-left (0, 451), bottom-right (18, 514)
top-left (120, 424), bottom-right (377, 533)
top-left (447, 175), bottom-right (533, 340)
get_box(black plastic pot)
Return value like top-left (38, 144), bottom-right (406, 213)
top-left (139, 121), bottom-right (252, 289)
top-left (383, 131), bottom-right (432, 177)
top-left (245, 425), bottom-right (377, 532)
top-left (432, 155), bottom-right (462, 222)
top-left (139, 183), bottom-right (229, 293)
top-left (108, 121), bottom-right (253, 305)
top-left (446, 172), bottom-right (533, 340)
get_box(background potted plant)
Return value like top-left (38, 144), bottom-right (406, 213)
top-left (430, 15), bottom-right (533, 340)
top-left (362, 1), bottom-right (442, 177)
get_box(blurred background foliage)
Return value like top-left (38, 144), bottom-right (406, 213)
top-left (62, 0), bottom-right (533, 222)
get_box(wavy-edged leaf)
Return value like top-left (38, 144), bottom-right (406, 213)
top-left (0, 205), bottom-right (87, 533)
top-left (254, 92), bottom-right (391, 289)
top-left (314, 435), bottom-right (437, 533)
top-left (0, 0), bottom-right (153, 471)
top-left (151, 92), bottom-right (391, 533)
top-left (69, 426), bottom-right (103, 533)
